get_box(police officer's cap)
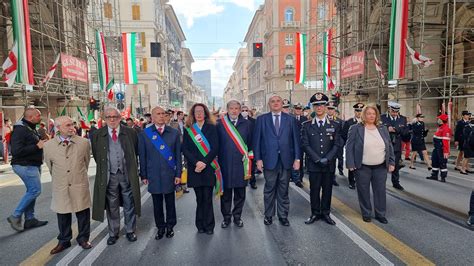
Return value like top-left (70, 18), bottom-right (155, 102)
top-left (388, 101), bottom-right (401, 112)
top-left (294, 103), bottom-right (303, 109)
top-left (327, 101), bottom-right (337, 110)
top-left (282, 99), bottom-right (291, 108)
top-left (353, 103), bottom-right (365, 112)
top-left (462, 110), bottom-right (471, 116)
top-left (310, 92), bottom-right (328, 106)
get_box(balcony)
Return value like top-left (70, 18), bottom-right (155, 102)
top-left (281, 67), bottom-right (295, 76)
top-left (280, 21), bottom-right (300, 28)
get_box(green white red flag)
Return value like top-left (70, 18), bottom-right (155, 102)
top-left (1, 41), bottom-right (18, 87)
top-left (95, 30), bottom-right (110, 91)
top-left (122, 33), bottom-right (138, 84)
top-left (388, 0), bottom-right (409, 80)
top-left (322, 29), bottom-right (332, 91)
top-left (11, 0), bottom-right (34, 85)
top-left (295, 32), bottom-right (306, 84)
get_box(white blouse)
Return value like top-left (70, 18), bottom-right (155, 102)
top-left (362, 127), bottom-right (386, 165)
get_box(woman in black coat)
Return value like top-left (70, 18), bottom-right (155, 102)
top-left (409, 114), bottom-right (431, 170)
top-left (182, 103), bottom-right (219, 234)
top-left (461, 117), bottom-right (474, 175)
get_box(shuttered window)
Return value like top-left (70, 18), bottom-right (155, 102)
top-left (132, 4), bottom-right (140, 20)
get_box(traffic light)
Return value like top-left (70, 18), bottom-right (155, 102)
top-left (253, 42), bottom-right (263, 57)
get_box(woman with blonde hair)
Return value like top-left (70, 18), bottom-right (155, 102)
top-left (345, 105), bottom-right (395, 224)
top-left (182, 103), bottom-right (219, 234)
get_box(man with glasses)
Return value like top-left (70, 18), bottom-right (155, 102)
top-left (341, 103), bottom-right (365, 190)
top-left (91, 108), bottom-right (141, 245)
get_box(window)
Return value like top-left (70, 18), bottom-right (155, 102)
top-left (141, 32), bottom-right (146, 47)
top-left (132, 4), bottom-right (140, 20)
top-left (285, 8), bottom-right (294, 22)
top-left (285, 33), bottom-right (294, 45)
top-left (285, 55), bottom-right (294, 68)
top-left (142, 58), bottom-right (148, 72)
top-left (318, 5), bottom-right (326, 20)
top-left (104, 2), bottom-right (112, 19)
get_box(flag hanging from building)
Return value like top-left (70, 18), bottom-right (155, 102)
top-left (322, 29), bottom-right (331, 91)
top-left (388, 0), bottom-right (409, 80)
top-left (11, 0), bottom-right (34, 85)
top-left (404, 40), bottom-right (434, 68)
top-left (106, 77), bottom-right (115, 101)
top-left (122, 32), bottom-right (138, 84)
top-left (39, 53), bottom-right (60, 86)
top-left (373, 51), bottom-right (385, 82)
top-left (95, 30), bottom-right (110, 90)
top-left (295, 32), bottom-right (306, 84)
top-left (1, 41), bottom-right (18, 87)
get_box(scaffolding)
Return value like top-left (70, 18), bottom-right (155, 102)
top-left (333, 0), bottom-right (474, 119)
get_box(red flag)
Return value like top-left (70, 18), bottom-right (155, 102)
top-left (80, 120), bottom-right (90, 130)
top-left (107, 89), bottom-right (114, 101)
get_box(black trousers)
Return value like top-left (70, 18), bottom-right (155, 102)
top-left (57, 208), bottom-right (90, 245)
top-left (309, 171), bottom-right (333, 216)
top-left (220, 187), bottom-right (246, 222)
top-left (348, 170), bottom-right (356, 186)
top-left (391, 151), bottom-right (402, 185)
top-left (469, 191), bottom-right (474, 216)
top-left (337, 147), bottom-right (344, 173)
top-left (194, 186), bottom-right (215, 231)
top-left (249, 159), bottom-right (257, 186)
top-left (152, 192), bottom-right (176, 229)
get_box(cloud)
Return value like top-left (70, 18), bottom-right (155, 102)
top-left (222, 0), bottom-right (257, 10)
top-left (192, 48), bottom-right (237, 97)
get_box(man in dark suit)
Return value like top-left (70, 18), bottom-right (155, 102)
top-left (381, 102), bottom-right (409, 190)
top-left (139, 106), bottom-right (182, 240)
top-left (302, 93), bottom-right (342, 226)
top-left (253, 95), bottom-right (301, 226)
top-left (341, 103), bottom-right (365, 189)
top-left (217, 100), bottom-right (253, 228)
top-left (454, 110), bottom-right (471, 171)
top-left (292, 103), bottom-right (307, 188)
top-left (327, 101), bottom-right (343, 187)
top-left (242, 105), bottom-right (257, 190)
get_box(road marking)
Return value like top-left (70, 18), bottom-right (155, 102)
top-left (290, 184), bottom-right (394, 266)
top-left (293, 183), bottom-right (434, 266)
top-left (21, 184), bottom-right (147, 266)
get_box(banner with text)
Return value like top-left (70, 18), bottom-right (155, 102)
top-left (61, 53), bottom-right (88, 83)
top-left (340, 51), bottom-right (365, 79)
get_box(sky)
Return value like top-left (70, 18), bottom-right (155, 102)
top-left (168, 0), bottom-right (264, 97)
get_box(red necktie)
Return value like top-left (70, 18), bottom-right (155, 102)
top-left (63, 140), bottom-right (69, 145)
top-left (112, 129), bottom-right (118, 142)
top-left (158, 127), bottom-right (163, 134)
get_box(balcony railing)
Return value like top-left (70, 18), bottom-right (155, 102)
top-left (280, 21), bottom-right (300, 28)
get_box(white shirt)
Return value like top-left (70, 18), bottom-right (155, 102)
top-left (272, 112), bottom-right (282, 125)
top-left (108, 126), bottom-right (120, 138)
top-left (362, 127), bottom-right (386, 165)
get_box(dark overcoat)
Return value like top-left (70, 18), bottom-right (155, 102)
top-left (138, 125), bottom-right (182, 194)
top-left (182, 122), bottom-right (219, 188)
top-left (91, 125), bottom-right (141, 222)
top-left (217, 115), bottom-right (253, 188)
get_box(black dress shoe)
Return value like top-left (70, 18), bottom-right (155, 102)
top-left (250, 183), bottom-right (257, 189)
top-left (362, 217), bottom-right (372, 223)
top-left (264, 216), bottom-right (272, 225)
top-left (349, 184), bottom-right (356, 190)
top-left (126, 232), bottom-right (137, 242)
top-left (460, 171), bottom-right (468, 175)
top-left (428, 167), bottom-right (432, 171)
top-left (155, 228), bottom-right (165, 240)
top-left (79, 241), bottom-right (93, 249)
top-left (375, 216), bottom-right (388, 224)
top-left (234, 219), bottom-right (244, 227)
top-left (206, 229), bottom-right (214, 235)
top-left (107, 236), bottom-right (118, 245)
top-left (221, 220), bottom-right (230, 228)
top-left (278, 218), bottom-right (290, 226)
top-left (50, 242), bottom-right (71, 254)
top-left (183, 189), bottom-right (190, 193)
top-left (333, 180), bottom-right (340, 187)
top-left (393, 184), bottom-right (404, 191)
top-left (426, 176), bottom-right (438, 181)
top-left (24, 218), bottom-right (48, 230)
top-left (304, 215), bottom-right (320, 224)
top-left (440, 178), bottom-right (446, 183)
top-left (322, 215), bottom-right (336, 225)
top-left (166, 228), bottom-right (174, 238)
top-left (467, 170), bottom-right (474, 174)
top-left (295, 181), bottom-right (304, 188)
top-left (198, 229), bottom-right (205, 233)
top-left (454, 167), bottom-right (461, 171)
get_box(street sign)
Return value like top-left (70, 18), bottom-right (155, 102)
top-left (116, 92), bottom-right (124, 101)
top-left (117, 102), bottom-right (125, 110)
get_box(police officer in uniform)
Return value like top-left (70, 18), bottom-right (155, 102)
top-left (454, 111), bottom-right (471, 171)
top-left (381, 102), bottom-right (408, 190)
top-left (282, 99), bottom-right (291, 114)
top-left (293, 103), bottom-right (307, 187)
top-left (326, 101), bottom-right (343, 186)
top-left (302, 93), bottom-right (342, 226)
top-left (341, 103), bottom-right (365, 189)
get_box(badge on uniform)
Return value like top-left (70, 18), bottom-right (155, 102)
top-left (160, 145), bottom-right (165, 150)
top-left (152, 135), bottom-right (157, 140)
top-left (326, 128), bottom-right (335, 133)
top-left (168, 156), bottom-right (173, 161)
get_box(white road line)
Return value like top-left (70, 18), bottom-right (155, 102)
top-left (56, 185), bottom-right (149, 266)
top-left (290, 183), bottom-right (394, 266)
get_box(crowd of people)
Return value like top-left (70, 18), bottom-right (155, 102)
top-left (3, 92), bottom-right (474, 255)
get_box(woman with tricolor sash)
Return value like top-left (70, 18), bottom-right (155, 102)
top-left (182, 103), bottom-right (220, 235)
top-left (216, 100), bottom-right (254, 229)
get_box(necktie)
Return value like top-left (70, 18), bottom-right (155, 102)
top-left (63, 140), bottom-right (69, 145)
top-left (319, 120), bottom-right (324, 128)
top-left (274, 115), bottom-right (280, 133)
top-left (158, 127), bottom-right (163, 134)
top-left (232, 120), bottom-right (237, 126)
top-left (112, 129), bottom-right (118, 142)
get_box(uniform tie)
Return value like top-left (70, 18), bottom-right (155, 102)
top-left (319, 120), bottom-right (324, 128)
top-left (112, 129), bottom-right (118, 142)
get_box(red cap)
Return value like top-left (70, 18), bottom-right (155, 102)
top-left (437, 114), bottom-right (448, 121)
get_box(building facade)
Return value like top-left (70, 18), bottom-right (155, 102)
top-left (193, 70), bottom-right (212, 104)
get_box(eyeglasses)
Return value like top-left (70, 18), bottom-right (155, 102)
top-left (105, 116), bottom-right (121, 120)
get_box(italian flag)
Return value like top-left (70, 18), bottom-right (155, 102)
top-left (388, 0), bottom-right (409, 80)
top-left (122, 32), bottom-right (138, 84)
top-left (295, 32), bottom-right (306, 84)
top-left (11, 0), bottom-right (34, 85)
top-left (322, 29), bottom-right (331, 91)
top-left (95, 30), bottom-right (110, 90)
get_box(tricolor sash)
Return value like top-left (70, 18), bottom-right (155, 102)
top-left (185, 123), bottom-right (223, 196)
top-left (144, 127), bottom-right (176, 170)
top-left (221, 116), bottom-right (254, 180)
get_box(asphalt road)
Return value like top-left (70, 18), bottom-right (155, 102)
top-left (0, 160), bottom-right (473, 265)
